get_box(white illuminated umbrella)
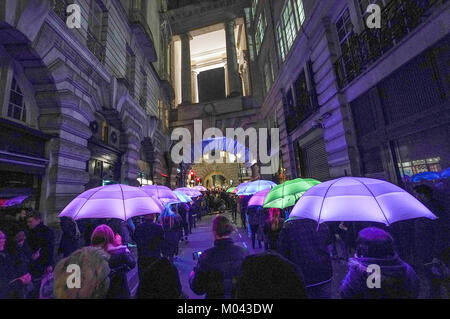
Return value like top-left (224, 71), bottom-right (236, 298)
top-left (290, 177), bottom-right (437, 225)
top-left (59, 184), bottom-right (164, 221)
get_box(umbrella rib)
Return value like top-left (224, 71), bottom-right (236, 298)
top-left (354, 178), bottom-right (390, 226)
top-left (317, 178), bottom-right (344, 228)
top-left (118, 184), bottom-right (127, 220)
top-left (70, 186), bottom-right (106, 220)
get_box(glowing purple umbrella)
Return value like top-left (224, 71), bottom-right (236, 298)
top-left (59, 184), bottom-right (164, 221)
top-left (175, 187), bottom-right (202, 197)
top-left (141, 185), bottom-right (179, 203)
top-left (411, 171), bottom-right (440, 182)
top-left (290, 177), bottom-right (437, 226)
top-left (236, 180), bottom-right (277, 196)
top-left (0, 195), bottom-right (28, 208)
top-left (440, 167), bottom-right (450, 179)
top-left (193, 185), bottom-right (207, 192)
top-left (248, 189), bottom-right (271, 207)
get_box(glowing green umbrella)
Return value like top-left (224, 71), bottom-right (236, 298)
top-left (263, 178), bottom-right (321, 209)
top-left (226, 187), bottom-right (237, 193)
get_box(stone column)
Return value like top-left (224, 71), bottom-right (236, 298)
top-left (191, 70), bottom-right (199, 103)
top-left (224, 19), bottom-right (242, 97)
top-left (180, 33), bottom-right (192, 104)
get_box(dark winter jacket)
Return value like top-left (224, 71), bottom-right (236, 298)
top-left (58, 217), bottom-right (79, 257)
top-left (0, 250), bottom-right (14, 298)
top-left (132, 220), bottom-right (164, 260)
top-left (278, 218), bottom-right (333, 287)
top-left (27, 223), bottom-right (55, 278)
top-left (190, 238), bottom-right (249, 299)
top-left (340, 254), bottom-right (420, 299)
top-left (105, 245), bottom-right (136, 299)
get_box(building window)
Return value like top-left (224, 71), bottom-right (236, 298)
top-left (336, 8), bottom-right (354, 49)
top-left (276, 24), bottom-right (286, 62)
top-left (255, 10), bottom-right (267, 55)
top-left (7, 77), bottom-right (27, 123)
top-left (101, 121), bottom-right (108, 143)
top-left (126, 46), bottom-right (136, 97)
top-left (263, 56), bottom-right (274, 95)
top-left (89, 0), bottom-right (104, 41)
top-left (140, 68), bottom-right (147, 109)
top-left (276, 0), bottom-right (305, 62)
top-left (87, 0), bottom-right (106, 62)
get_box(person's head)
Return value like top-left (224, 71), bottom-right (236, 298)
top-left (15, 231), bottom-right (26, 247)
top-left (269, 208), bottom-right (280, 220)
top-left (53, 247), bottom-right (110, 299)
top-left (212, 216), bottom-right (234, 240)
top-left (144, 213), bottom-right (158, 222)
top-left (413, 184), bottom-right (433, 202)
top-left (0, 230), bottom-right (6, 251)
top-left (90, 224), bottom-right (115, 250)
top-left (26, 211), bottom-right (42, 229)
top-left (356, 227), bottom-right (396, 259)
top-left (236, 252), bottom-right (307, 299)
top-left (18, 209), bottom-right (28, 220)
top-left (137, 258), bottom-right (182, 299)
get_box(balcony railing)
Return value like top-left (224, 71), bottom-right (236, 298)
top-left (334, 0), bottom-right (440, 88)
top-left (129, 8), bottom-right (157, 61)
top-left (87, 30), bottom-right (106, 63)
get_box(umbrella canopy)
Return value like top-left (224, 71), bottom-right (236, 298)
top-left (235, 182), bottom-right (250, 194)
top-left (226, 187), bottom-right (237, 193)
top-left (174, 187), bottom-right (202, 197)
top-left (140, 185), bottom-right (179, 203)
top-left (248, 189), bottom-right (271, 207)
top-left (236, 180), bottom-right (277, 196)
top-left (290, 177), bottom-right (437, 226)
top-left (173, 191), bottom-right (192, 203)
top-left (0, 195), bottom-right (29, 208)
top-left (59, 184), bottom-right (164, 221)
top-left (193, 185), bottom-right (207, 192)
top-left (411, 171), bottom-right (440, 182)
top-left (440, 167), bottom-right (450, 179)
top-left (263, 178), bottom-right (321, 209)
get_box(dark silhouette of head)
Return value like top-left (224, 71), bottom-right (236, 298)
top-left (236, 252), bottom-right (307, 299)
top-left (356, 227), bottom-right (396, 258)
top-left (137, 258), bottom-right (182, 299)
top-left (212, 216), bottom-right (234, 239)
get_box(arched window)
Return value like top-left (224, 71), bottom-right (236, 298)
top-left (7, 77), bottom-right (27, 122)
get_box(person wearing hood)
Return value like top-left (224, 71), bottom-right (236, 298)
top-left (91, 224), bottom-right (136, 299)
top-left (340, 227), bottom-right (420, 299)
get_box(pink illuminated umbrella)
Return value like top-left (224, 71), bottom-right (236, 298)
top-left (141, 185), bottom-right (179, 204)
top-left (59, 184), bottom-right (164, 221)
top-left (290, 177), bottom-right (437, 226)
top-left (193, 185), bottom-right (207, 192)
top-left (248, 189), bottom-right (271, 207)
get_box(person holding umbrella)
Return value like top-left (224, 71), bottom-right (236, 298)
top-left (132, 212), bottom-right (165, 282)
top-left (340, 227), bottom-right (420, 299)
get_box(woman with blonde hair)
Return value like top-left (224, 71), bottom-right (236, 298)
top-left (264, 208), bottom-right (283, 251)
top-left (91, 224), bottom-right (135, 299)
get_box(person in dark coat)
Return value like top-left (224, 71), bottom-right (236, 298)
top-left (132, 213), bottom-right (164, 281)
top-left (178, 203), bottom-right (190, 241)
top-left (247, 206), bottom-right (263, 249)
top-left (58, 216), bottom-right (79, 258)
top-left (239, 196), bottom-right (249, 229)
top-left (235, 251), bottom-right (307, 299)
top-left (263, 208), bottom-right (283, 251)
top-left (160, 206), bottom-right (182, 262)
top-left (189, 216), bottom-right (248, 299)
top-left (26, 211), bottom-right (55, 298)
top-left (9, 231), bottom-right (33, 298)
top-left (137, 257), bottom-right (185, 299)
top-left (278, 218), bottom-right (333, 299)
top-left (90, 224), bottom-right (136, 299)
top-left (340, 227), bottom-right (420, 299)
top-left (0, 230), bottom-right (15, 298)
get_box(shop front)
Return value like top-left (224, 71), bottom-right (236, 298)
top-left (0, 118), bottom-right (50, 211)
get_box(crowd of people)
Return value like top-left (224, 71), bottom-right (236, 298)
top-left (0, 184), bottom-right (448, 299)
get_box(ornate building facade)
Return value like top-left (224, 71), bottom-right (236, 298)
top-left (0, 0), bottom-right (172, 226)
top-left (251, 0), bottom-right (449, 185)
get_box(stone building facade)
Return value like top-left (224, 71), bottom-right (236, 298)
top-left (250, 0), bottom-right (449, 185)
top-left (0, 0), bottom-right (172, 226)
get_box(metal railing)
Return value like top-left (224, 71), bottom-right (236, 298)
top-left (334, 0), bottom-right (440, 88)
